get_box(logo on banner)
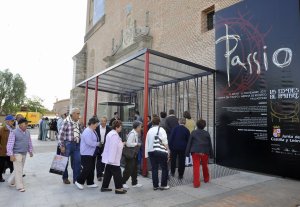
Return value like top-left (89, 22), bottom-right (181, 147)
top-left (273, 126), bottom-right (281, 138)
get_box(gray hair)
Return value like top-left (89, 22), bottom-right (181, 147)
top-left (101, 116), bottom-right (108, 121)
top-left (70, 107), bottom-right (80, 114)
top-left (179, 118), bottom-right (186, 125)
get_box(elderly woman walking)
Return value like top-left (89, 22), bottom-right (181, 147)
top-left (100, 120), bottom-right (127, 194)
top-left (75, 117), bottom-right (100, 190)
top-left (122, 121), bottom-right (142, 189)
top-left (185, 119), bottom-right (213, 188)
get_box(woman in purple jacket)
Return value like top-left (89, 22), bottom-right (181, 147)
top-left (100, 120), bottom-right (127, 194)
top-left (75, 117), bottom-right (100, 190)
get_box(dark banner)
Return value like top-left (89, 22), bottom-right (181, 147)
top-left (215, 0), bottom-right (300, 179)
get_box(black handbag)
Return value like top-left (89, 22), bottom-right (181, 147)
top-left (122, 131), bottom-right (140, 159)
top-left (122, 145), bottom-right (139, 159)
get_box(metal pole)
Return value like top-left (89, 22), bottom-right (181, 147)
top-left (94, 76), bottom-right (98, 115)
top-left (156, 88), bottom-right (159, 114)
top-left (213, 73), bottom-right (216, 163)
top-left (207, 76), bottom-right (209, 132)
top-left (194, 78), bottom-right (199, 121)
top-left (183, 81), bottom-right (185, 112)
top-left (171, 83), bottom-right (173, 110)
top-left (174, 83), bottom-right (177, 114)
top-left (142, 51), bottom-right (150, 177)
top-left (200, 77), bottom-right (203, 118)
top-left (84, 81), bottom-right (89, 127)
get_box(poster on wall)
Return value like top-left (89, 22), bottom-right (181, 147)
top-left (215, 0), bottom-right (300, 179)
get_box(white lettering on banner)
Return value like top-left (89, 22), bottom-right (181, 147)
top-left (216, 24), bottom-right (293, 87)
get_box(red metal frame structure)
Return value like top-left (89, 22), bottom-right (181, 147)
top-left (142, 51), bottom-right (150, 176)
top-left (94, 76), bottom-right (99, 115)
top-left (83, 81), bottom-right (89, 126)
top-left (77, 48), bottom-right (215, 175)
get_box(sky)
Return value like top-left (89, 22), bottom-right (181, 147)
top-left (0, 0), bottom-right (87, 110)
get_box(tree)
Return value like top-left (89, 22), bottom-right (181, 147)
top-left (0, 69), bottom-right (26, 114)
top-left (24, 96), bottom-right (49, 115)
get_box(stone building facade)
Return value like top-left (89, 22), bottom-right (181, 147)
top-left (52, 99), bottom-right (70, 116)
top-left (71, 0), bottom-right (240, 124)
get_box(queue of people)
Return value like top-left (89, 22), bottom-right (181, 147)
top-left (1, 107), bottom-right (213, 193)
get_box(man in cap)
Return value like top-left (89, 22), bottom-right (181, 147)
top-left (0, 115), bottom-right (15, 182)
top-left (6, 118), bottom-right (33, 192)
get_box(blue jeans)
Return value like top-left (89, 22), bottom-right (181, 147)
top-left (149, 151), bottom-right (168, 188)
top-left (62, 141), bottom-right (81, 182)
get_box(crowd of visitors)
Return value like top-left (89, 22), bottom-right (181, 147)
top-left (0, 108), bottom-right (213, 193)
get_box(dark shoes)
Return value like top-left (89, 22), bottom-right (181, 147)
top-left (63, 179), bottom-right (71, 184)
top-left (0, 178), bottom-right (5, 182)
top-left (115, 189), bottom-right (127, 194)
top-left (97, 177), bottom-right (103, 181)
top-left (101, 188), bottom-right (126, 194)
top-left (101, 188), bottom-right (112, 192)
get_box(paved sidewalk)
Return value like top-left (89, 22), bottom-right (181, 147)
top-left (0, 130), bottom-right (299, 207)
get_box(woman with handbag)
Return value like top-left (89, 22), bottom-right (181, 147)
top-left (185, 119), bottom-right (213, 188)
top-left (145, 115), bottom-right (170, 190)
top-left (122, 121), bottom-right (142, 189)
top-left (101, 120), bottom-right (127, 194)
top-left (75, 117), bottom-right (100, 190)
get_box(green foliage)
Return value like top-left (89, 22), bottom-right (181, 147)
top-left (24, 96), bottom-right (49, 115)
top-left (0, 69), bottom-right (26, 114)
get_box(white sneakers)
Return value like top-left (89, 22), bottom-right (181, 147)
top-left (160, 185), bottom-right (170, 190)
top-left (75, 181), bottom-right (84, 190)
top-left (75, 182), bottom-right (98, 190)
top-left (123, 184), bottom-right (129, 189)
top-left (132, 184), bottom-right (143, 188)
top-left (75, 181), bottom-right (98, 190)
top-left (123, 183), bottom-right (143, 189)
top-left (87, 184), bottom-right (98, 188)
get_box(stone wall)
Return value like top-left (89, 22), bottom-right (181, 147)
top-left (72, 0), bottom-right (240, 123)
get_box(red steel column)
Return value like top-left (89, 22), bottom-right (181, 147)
top-left (142, 51), bottom-right (150, 176)
top-left (94, 76), bottom-right (99, 115)
top-left (84, 81), bottom-right (88, 127)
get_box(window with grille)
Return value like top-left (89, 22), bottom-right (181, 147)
top-left (202, 5), bottom-right (215, 33)
top-left (207, 10), bottom-right (215, 31)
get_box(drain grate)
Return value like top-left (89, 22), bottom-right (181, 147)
top-left (147, 164), bottom-right (240, 187)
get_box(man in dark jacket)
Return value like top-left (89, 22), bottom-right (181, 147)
top-left (0, 115), bottom-right (15, 181)
top-left (185, 119), bottom-right (213, 188)
top-left (95, 116), bottom-right (111, 181)
top-left (169, 118), bottom-right (190, 179)
top-left (109, 112), bottom-right (119, 126)
top-left (165, 109), bottom-right (178, 141)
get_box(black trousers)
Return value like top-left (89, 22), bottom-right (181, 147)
top-left (170, 149), bottom-right (186, 177)
top-left (122, 157), bottom-right (138, 185)
top-left (96, 147), bottom-right (105, 178)
top-left (76, 155), bottom-right (96, 185)
top-left (149, 151), bottom-right (168, 188)
top-left (0, 156), bottom-right (13, 177)
top-left (102, 164), bottom-right (123, 189)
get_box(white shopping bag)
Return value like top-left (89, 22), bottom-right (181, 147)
top-left (49, 154), bottom-right (68, 175)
